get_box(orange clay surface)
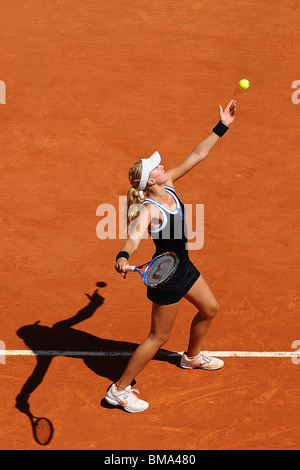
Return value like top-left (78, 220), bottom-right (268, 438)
top-left (0, 0), bottom-right (300, 450)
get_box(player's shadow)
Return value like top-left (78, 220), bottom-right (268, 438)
top-left (15, 282), bottom-right (181, 443)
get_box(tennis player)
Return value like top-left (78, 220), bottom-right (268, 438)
top-left (106, 100), bottom-right (236, 413)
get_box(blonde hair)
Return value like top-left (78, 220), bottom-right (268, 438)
top-left (127, 160), bottom-right (146, 226)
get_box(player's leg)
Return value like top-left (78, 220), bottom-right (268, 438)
top-left (182, 275), bottom-right (223, 370)
top-left (116, 301), bottom-right (180, 388)
top-left (106, 301), bottom-right (179, 412)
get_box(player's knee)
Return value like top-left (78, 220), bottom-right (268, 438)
top-left (149, 331), bottom-right (170, 347)
top-left (210, 300), bottom-right (219, 318)
top-left (202, 300), bottom-right (219, 320)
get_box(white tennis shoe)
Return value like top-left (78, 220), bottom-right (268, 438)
top-left (105, 384), bottom-right (149, 413)
top-left (180, 351), bottom-right (224, 370)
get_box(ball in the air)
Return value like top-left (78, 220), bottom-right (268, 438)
top-left (239, 79), bottom-right (250, 90)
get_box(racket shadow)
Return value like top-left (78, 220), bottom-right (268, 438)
top-left (15, 282), bottom-right (181, 442)
top-left (15, 401), bottom-right (54, 446)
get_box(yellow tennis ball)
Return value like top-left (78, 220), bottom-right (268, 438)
top-left (239, 79), bottom-right (250, 90)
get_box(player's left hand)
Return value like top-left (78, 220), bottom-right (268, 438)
top-left (219, 99), bottom-right (236, 126)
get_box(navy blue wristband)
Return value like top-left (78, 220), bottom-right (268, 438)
top-left (116, 251), bottom-right (129, 262)
top-left (213, 120), bottom-right (229, 137)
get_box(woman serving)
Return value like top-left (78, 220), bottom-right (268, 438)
top-left (106, 100), bottom-right (236, 413)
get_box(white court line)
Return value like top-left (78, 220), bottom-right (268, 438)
top-left (0, 350), bottom-right (299, 358)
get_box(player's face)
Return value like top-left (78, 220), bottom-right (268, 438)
top-left (149, 164), bottom-right (168, 185)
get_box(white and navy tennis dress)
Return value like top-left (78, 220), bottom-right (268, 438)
top-left (142, 185), bottom-right (200, 305)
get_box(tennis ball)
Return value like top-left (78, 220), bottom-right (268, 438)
top-left (239, 79), bottom-right (250, 90)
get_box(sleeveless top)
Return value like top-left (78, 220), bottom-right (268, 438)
top-left (141, 185), bottom-right (200, 305)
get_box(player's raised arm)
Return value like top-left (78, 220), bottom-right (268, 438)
top-left (166, 100), bottom-right (236, 183)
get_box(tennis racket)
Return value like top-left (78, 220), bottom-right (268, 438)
top-left (125, 252), bottom-right (179, 288)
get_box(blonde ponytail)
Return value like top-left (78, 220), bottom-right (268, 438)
top-left (127, 160), bottom-right (146, 226)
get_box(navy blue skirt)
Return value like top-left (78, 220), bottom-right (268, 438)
top-left (147, 259), bottom-right (200, 305)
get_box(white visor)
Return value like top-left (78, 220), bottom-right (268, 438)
top-left (138, 151), bottom-right (161, 198)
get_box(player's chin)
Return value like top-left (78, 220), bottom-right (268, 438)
top-left (162, 172), bottom-right (170, 183)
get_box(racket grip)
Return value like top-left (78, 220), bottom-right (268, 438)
top-left (125, 265), bottom-right (136, 271)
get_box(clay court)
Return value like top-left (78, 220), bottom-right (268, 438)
top-left (1, 0), bottom-right (299, 450)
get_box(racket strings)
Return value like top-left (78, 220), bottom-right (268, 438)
top-left (145, 254), bottom-right (178, 287)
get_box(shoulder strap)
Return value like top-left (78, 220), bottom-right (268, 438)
top-left (142, 198), bottom-right (167, 216)
top-left (164, 185), bottom-right (177, 196)
top-left (141, 199), bottom-right (168, 233)
top-left (164, 185), bottom-right (184, 220)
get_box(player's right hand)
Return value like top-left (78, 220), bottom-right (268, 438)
top-left (115, 257), bottom-right (128, 279)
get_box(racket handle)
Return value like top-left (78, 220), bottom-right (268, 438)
top-left (125, 265), bottom-right (136, 272)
